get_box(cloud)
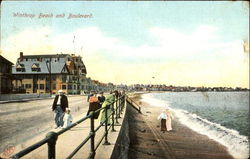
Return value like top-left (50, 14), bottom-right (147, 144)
top-left (148, 25), bottom-right (220, 57)
top-left (52, 27), bottom-right (119, 55)
top-left (1, 25), bottom-right (249, 87)
top-left (1, 27), bottom-right (55, 62)
top-left (1, 25), bottom-right (242, 62)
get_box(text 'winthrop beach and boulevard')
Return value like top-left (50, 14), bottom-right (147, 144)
top-left (13, 13), bottom-right (93, 19)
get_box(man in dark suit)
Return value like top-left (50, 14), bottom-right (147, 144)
top-left (52, 90), bottom-right (69, 128)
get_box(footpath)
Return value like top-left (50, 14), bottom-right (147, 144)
top-left (0, 98), bottom-right (126, 159)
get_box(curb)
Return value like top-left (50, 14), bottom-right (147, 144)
top-left (0, 97), bottom-right (54, 104)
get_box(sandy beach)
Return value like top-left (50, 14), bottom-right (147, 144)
top-left (127, 93), bottom-right (235, 159)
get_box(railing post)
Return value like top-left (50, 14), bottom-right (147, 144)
top-left (111, 103), bottom-right (116, 132)
top-left (89, 111), bottom-right (95, 159)
top-left (46, 132), bottom-right (58, 159)
top-left (118, 97), bottom-right (121, 117)
top-left (115, 99), bottom-right (119, 124)
top-left (103, 106), bottom-right (110, 145)
top-left (121, 95), bottom-right (124, 112)
top-left (120, 96), bottom-right (124, 114)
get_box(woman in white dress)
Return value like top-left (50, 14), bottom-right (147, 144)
top-left (166, 109), bottom-right (174, 131)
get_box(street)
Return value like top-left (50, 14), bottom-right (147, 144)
top-left (0, 95), bottom-right (89, 153)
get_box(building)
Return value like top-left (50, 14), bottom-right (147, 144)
top-left (0, 55), bottom-right (13, 94)
top-left (71, 54), bottom-right (87, 94)
top-left (12, 52), bottom-right (87, 95)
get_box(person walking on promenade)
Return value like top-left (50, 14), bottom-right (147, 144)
top-left (63, 108), bottom-right (73, 128)
top-left (52, 90), bottom-right (69, 129)
top-left (87, 90), bottom-right (94, 102)
top-left (87, 92), bottom-right (100, 119)
top-left (166, 109), bottom-right (174, 132)
top-left (98, 92), bottom-right (105, 105)
top-left (98, 91), bottom-right (115, 125)
top-left (158, 110), bottom-right (167, 132)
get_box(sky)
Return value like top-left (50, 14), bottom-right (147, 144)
top-left (0, 1), bottom-right (249, 88)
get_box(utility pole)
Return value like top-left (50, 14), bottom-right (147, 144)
top-left (46, 58), bottom-right (52, 96)
top-left (50, 58), bottom-right (52, 96)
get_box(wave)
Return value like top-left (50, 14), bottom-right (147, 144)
top-left (141, 93), bottom-right (249, 159)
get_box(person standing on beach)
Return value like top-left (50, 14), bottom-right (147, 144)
top-left (158, 110), bottom-right (167, 132)
top-left (52, 90), bottom-right (69, 128)
top-left (166, 109), bottom-right (174, 131)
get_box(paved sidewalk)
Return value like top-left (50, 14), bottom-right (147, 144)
top-left (2, 104), bottom-right (126, 159)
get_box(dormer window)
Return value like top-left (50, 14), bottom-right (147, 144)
top-left (16, 64), bottom-right (25, 72)
top-left (31, 63), bottom-right (41, 72)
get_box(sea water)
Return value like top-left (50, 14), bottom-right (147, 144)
top-left (141, 92), bottom-right (249, 159)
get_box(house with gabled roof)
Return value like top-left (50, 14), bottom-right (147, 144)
top-left (12, 52), bottom-right (87, 95)
top-left (0, 55), bottom-right (13, 94)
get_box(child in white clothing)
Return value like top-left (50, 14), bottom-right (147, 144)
top-left (63, 108), bottom-right (73, 128)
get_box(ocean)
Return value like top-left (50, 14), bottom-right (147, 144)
top-left (141, 91), bottom-right (249, 159)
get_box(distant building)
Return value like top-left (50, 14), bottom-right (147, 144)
top-left (71, 54), bottom-right (87, 94)
top-left (0, 55), bottom-right (13, 94)
top-left (12, 52), bottom-right (87, 95)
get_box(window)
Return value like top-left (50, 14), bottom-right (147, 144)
top-left (40, 84), bottom-right (44, 89)
top-left (62, 85), bottom-right (67, 89)
top-left (16, 64), bottom-right (25, 72)
top-left (31, 64), bottom-right (41, 72)
top-left (52, 76), bottom-right (56, 81)
top-left (68, 85), bottom-right (72, 90)
top-left (52, 84), bottom-right (56, 90)
top-left (32, 68), bottom-right (41, 72)
top-left (16, 68), bottom-right (25, 72)
top-left (40, 76), bottom-right (45, 80)
top-left (25, 84), bottom-right (32, 88)
top-left (62, 76), bottom-right (67, 83)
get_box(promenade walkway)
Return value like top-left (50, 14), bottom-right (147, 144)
top-left (0, 96), bottom-right (126, 159)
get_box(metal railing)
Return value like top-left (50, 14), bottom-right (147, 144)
top-left (11, 95), bottom-right (126, 159)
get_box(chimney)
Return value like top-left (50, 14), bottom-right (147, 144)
top-left (20, 52), bottom-right (23, 61)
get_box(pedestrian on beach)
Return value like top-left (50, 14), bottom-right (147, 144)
top-left (63, 108), bottom-right (73, 128)
top-left (158, 110), bottom-right (167, 132)
top-left (98, 91), bottom-right (115, 125)
top-left (166, 109), bottom-right (174, 131)
top-left (52, 90), bottom-right (69, 129)
top-left (86, 92), bottom-right (100, 119)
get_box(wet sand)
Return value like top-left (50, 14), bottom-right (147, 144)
top-left (127, 93), bottom-right (234, 159)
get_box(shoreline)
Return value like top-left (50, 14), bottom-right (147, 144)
top-left (128, 93), bottom-right (236, 159)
